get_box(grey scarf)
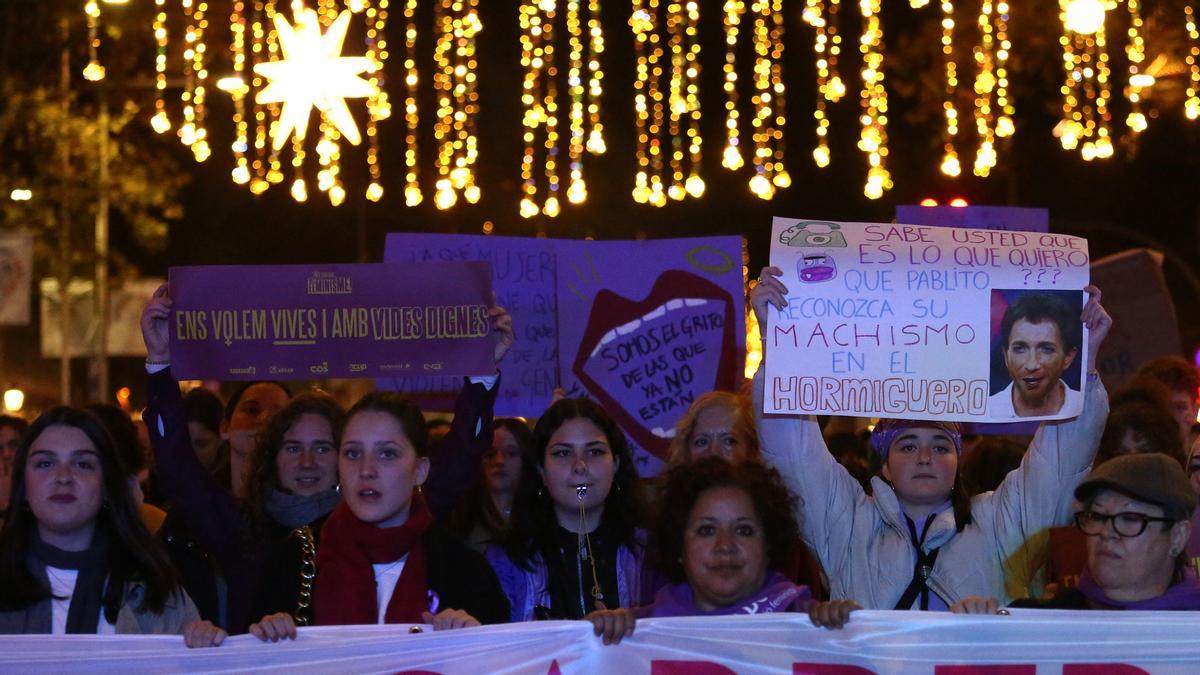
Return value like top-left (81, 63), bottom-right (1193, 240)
top-left (263, 487), bottom-right (341, 529)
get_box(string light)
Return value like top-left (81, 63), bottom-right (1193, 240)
top-left (858, 0), bottom-right (891, 199)
top-left (1185, 5), bottom-right (1199, 121)
top-left (721, 1), bottom-right (745, 170)
top-left (83, 1), bottom-right (106, 81)
top-left (939, 0), bottom-right (960, 178)
top-left (631, 0), bottom-right (658, 204)
top-left (228, 0), bottom-right (251, 185)
top-left (749, 0), bottom-right (787, 199)
top-left (363, 0), bottom-right (391, 203)
top-left (1057, 0), bottom-right (1113, 161)
top-left (567, 0), bottom-right (588, 203)
top-left (1123, 0), bottom-right (1148, 134)
top-left (664, 2), bottom-right (703, 200)
top-left (971, 0), bottom-right (1000, 176)
top-left (520, 1), bottom-right (551, 216)
top-left (151, 0), bottom-right (171, 133)
top-left (585, 0), bottom-right (607, 156)
top-left (803, 0), bottom-right (842, 169)
top-left (402, 0), bottom-right (422, 205)
top-left (433, 0), bottom-right (482, 210)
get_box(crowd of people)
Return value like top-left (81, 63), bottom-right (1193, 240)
top-left (1, 269), bottom-right (1199, 654)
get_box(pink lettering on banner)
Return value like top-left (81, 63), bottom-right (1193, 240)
top-left (931, 662), bottom-right (1036, 667)
top-left (651, 661), bottom-right (737, 675)
top-left (1063, 666), bottom-right (1150, 675)
top-left (793, 664), bottom-right (876, 674)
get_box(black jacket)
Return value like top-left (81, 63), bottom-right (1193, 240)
top-left (423, 523), bottom-right (511, 625)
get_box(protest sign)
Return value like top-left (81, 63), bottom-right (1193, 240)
top-left (764, 218), bottom-right (1090, 422)
top-left (556, 237), bottom-right (745, 471)
top-left (897, 204), bottom-right (1049, 233)
top-left (1090, 248), bottom-right (1180, 389)
top-left (4, 612), bottom-right (1200, 674)
top-left (169, 263), bottom-right (494, 380)
top-left (0, 231), bottom-right (32, 325)
top-left (382, 234), bottom-right (558, 417)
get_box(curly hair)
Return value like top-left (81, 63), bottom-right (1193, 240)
top-left (665, 392), bottom-right (760, 468)
top-left (502, 397), bottom-right (644, 570)
top-left (651, 456), bottom-right (799, 585)
top-left (243, 391), bottom-right (346, 520)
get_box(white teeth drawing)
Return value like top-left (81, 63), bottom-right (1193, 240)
top-left (650, 427), bottom-right (677, 439)
top-left (589, 298), bottom-right (716, 357)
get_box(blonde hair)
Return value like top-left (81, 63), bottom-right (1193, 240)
top-left (666, 391), bottom-right (760, 467)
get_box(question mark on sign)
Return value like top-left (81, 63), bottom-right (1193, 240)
top-left (1022, 269), bottom-right (1032, 285)
top-left (1051, 269), bottom-right (1062, 284)
top-left (1037, 270), bottom-right (1047, 283)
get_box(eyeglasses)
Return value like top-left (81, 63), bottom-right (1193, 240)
top-left (1074, 510), bottom-right (1174, 538)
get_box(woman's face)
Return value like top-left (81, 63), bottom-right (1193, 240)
top-left (187, 422), bottom-right (221, 470)
top-left (275, 413), bottom-right (338, 497)
top-left (540, 417), bottom-right (617, 513)
top-left (688, 405), bottom-right (750, 463)
top-left (484, 426), bottom-right (523, 496)
top-left (0, 424), bottom-right (22, 472)
top-left (1084, 489), bottom-right (1186, 601)
top-left (339, 411), bottom-right (429, 527)
top-left (25, 425), bottom-right (104, 550)
top-left (881, 427), bottom-right (958, 507)
top-left (682, 486), bottom-right (768, 611)
top-left (223, 384), bottom-right (289, 457)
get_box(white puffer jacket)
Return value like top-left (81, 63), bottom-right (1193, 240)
top-left (754, 369), bottom-right (1108, 608)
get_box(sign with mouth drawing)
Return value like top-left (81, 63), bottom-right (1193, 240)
top-left (556, 238), bottom-right (745, 471)
top-left (764, 217), bottom-right (1091, 422)
top-left (169, 263), bottom-right (496, 380)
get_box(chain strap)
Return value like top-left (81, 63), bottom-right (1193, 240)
top-left (292, 525), bottom-right (316, 626)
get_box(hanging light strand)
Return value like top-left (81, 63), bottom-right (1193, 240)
top-left (403, 0), bottom-right (422, 205)
top-left (1184, 5), bottom-right (1199, 121)
top-left (192, 2), bottom-right (212, 161)
top-left (230, 0), bottom-right (251, 185)
top-left (542, 1), bottom-right (561, 217)
top-left (683, 1), bottom-right (704, 197)
top-left (152, 0), bottom-right (171, 134)
top-left (858, 0), bottom-right (891, 199)
top-left (519, 2), bottom-right (541, 217)
top-left (721, 1), bottom-right (745, 170)
top-left (83, 1), bottom-right (106, 81)
top-left (1124, 0), bottom-right (1148, 134)
top-left (666, 3), bottom-right (686, 201)
top-left (362, 0), bottom-right (391, 203)
top-left (1058, 0), bottom-right (1112, 160)
top-left (585, 0), bottom-right (607, 155)
top-left (748, 0), bottom-right (787, 199)
top-left (803, 0), bottom-right (842, 169)
top-left (993, 1), bottom-right (1014, 139)
top-left (567, 0), bottom-right (588, 204)
top-left (939, 0), bottom-right (961, 178)
top-left (971, 0), bottom-right (997, 176)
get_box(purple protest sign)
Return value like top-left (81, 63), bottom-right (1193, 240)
top-left (382, 234), bottom-right (558, 417)
top-left (557, 237), bottom-right (745, 474)
top-left (169, 263), bottom-right (494, 380)
top-left (897, 205), bottom-right (1049, 233)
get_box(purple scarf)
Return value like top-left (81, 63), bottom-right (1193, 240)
top-left (1076, 571), bottom-right (1200, 610)
top-left (639, 571), bottom-right (813, 618)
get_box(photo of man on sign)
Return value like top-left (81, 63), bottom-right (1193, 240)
top-left (989, 290), bottom-right (1084, 417)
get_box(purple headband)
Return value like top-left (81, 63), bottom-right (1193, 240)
top-left (870, 419), bottom-right (964, 460)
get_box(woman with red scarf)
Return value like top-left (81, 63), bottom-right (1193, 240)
top-left (250, 392), bottom-right (509, 640)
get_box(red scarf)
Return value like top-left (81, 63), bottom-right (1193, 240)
top-left (313, 494), bottom-right (433, 625)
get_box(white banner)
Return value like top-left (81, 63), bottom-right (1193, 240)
top-left (765, 218), bottom-right (1091, 422)
top-left (3, 611), bottom-right (1200, 674)
top-left (0, 231), bottom-right (33, 325)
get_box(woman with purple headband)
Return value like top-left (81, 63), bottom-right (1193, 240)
top-left (748, 267), bottom-right (1113, 610)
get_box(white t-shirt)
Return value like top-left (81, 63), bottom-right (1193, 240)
top-left (988, 379), bottom-right (1084, 418)
top-left (45, 566), bottom-right (116, 635)
top-left (372, 556), bottom-right (408, 624)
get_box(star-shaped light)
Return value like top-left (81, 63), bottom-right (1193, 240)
top-left (254, 8), bottom-right (377, 152)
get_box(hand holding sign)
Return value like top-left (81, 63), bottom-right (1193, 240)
top-left (141, 283), bottom-right (173, 363)
top-left (489, 297), bottom-right (516, 365)
top-left (1081, 284), bottom-right (1113, 373)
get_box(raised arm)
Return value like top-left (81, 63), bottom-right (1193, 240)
top-left (141, 284), bottom-right (245, 559)
top-left (750, 267), bottom-right (873, 578)
top-left (425, 303), bottom-right (514, 521)
top-left (979, 285), bottom-right (1113, 594)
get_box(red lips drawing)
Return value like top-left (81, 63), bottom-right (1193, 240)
top-left (572, 270), bottom-right (740, 461)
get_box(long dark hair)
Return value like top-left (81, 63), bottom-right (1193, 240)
top-left (447, 418), bottom-right (534, 541)
top-left (0, 407), bottom-right (181, 619)
top-left (243, 392), bottom-right (346, 520)
top-left (502, 398), bottom-right (644, 570)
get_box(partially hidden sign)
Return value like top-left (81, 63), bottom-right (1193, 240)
top-left (169, 263), bottom-right (495, 380)
top-left (382, 234), bottom-right (745, 474)
top-left (765, 218), bottom-right (1091, 422)
top-left (555, 238), bottom-right (745, 472)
